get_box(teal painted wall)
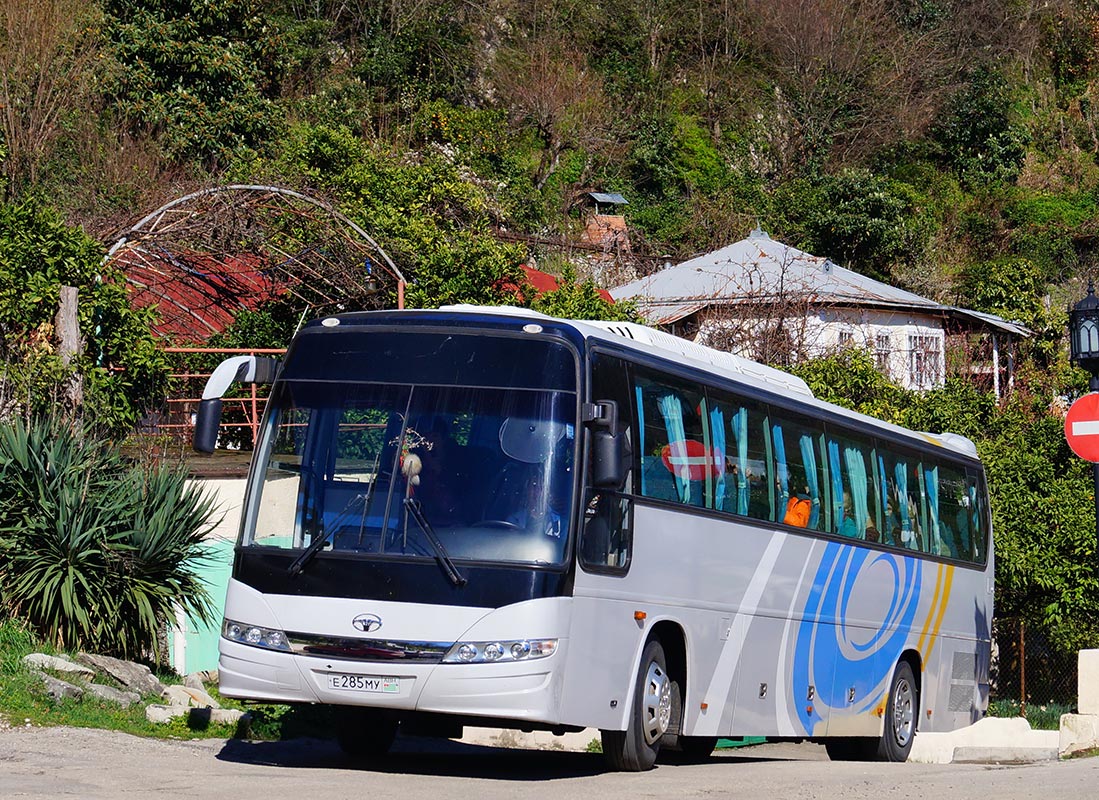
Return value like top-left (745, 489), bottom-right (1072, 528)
top-left (169, 538), bottom-right (235, 674)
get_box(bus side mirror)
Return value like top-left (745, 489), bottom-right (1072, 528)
top-left (193, 355), bottom-right (280, 453)
top-left (585, 400), bottom-right (629, 490)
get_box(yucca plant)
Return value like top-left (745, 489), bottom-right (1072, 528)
top-left (108, 467), bottom-right (219, 657)
top-left (0, 417), bottom-right (218, 659)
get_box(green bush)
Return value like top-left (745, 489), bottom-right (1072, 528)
top-left (0, 417), bottom-right (218, 659)
top-left (772, 170), bottom-right (934, 282)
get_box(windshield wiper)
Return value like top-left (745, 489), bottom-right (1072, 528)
top-left (403, 497), bottom-right (467, 587)
top-left (288, 494), bottom-right (366, 577)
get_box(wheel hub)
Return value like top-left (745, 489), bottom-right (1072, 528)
top-left (642, 661), bottom-right (672, 745)
top-left (891, 677), bottom-right (914, 747)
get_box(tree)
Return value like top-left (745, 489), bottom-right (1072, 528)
top-left (0, 0), bottom-right (102, 196)
top-left (744, 0), bottom-right (975, 175)
top-left (492, 36), bottom-right (616, 190)
top-left (0, 199), bottom-right (168, 431)
top-left (268, 123), bottom-right (528, 309)
top-left (103, 0), bottom-right (288, 166)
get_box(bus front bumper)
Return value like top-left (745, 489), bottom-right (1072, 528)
top-left (218, 637), bottom-right (565, 722)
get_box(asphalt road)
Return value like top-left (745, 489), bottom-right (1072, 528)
top-left (2, 726), bottom-right (1099, 800)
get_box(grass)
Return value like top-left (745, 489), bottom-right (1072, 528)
top-left (0, 617), bottom-right (329, 741)
top-left (986, 698), bottom-right (1074, 731)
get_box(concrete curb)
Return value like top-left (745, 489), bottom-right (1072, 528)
top-left (909, 717), bottom-right (1060, 764)
top-left (952, 746), bottom-right (1059, 764)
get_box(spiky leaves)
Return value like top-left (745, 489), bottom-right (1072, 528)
top-left (0, 417), bottom-right (218, 659)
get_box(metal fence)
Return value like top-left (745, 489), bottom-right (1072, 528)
top-left (137, 347), bottom-right (286, 450)
top-left (991, 617), bottom-right (1078, 711)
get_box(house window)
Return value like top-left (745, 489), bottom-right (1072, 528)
top-left (838, 331), bottom-right (854, 348)
top-left (908, 334), bottom-right (941, 389)
top-left (875, 333), bottom-right (891, 372)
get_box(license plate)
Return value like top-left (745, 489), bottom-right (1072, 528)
top-left (328, 673), bottom-right (400, 693)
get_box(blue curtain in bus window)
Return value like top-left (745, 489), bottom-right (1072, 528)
top-left (878, 454), bottom-right (892, 540)
top-left (636, 385), bottom-right (646, 495)
top-left (844, 446), bottom-right (869, 536)
top-left (828, 440), bottom-right (844, 532)
top-left (658, 394), bottom-right (690, 503)
top-left (709, 406), bottom-right (726, 511)
top-left (924, 464), bottom-right (941, 554)
top-left (800, 434), bottom-right (820, 528)
top-left (772, 424), bottom-right (789, 512)
top-left (732, 407), bottom-right (750, 515)
top-left (895, 462), bottom-right (912, 546)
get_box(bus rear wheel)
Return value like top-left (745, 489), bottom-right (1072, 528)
top-left (877, 660), bottom-right (917, 762)
top-left (336, 707), bottom-right (399, 759)
top-left (601, 640), bottom-right (672, 771)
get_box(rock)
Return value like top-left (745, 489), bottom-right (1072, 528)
top-left (22, 653), bottom-right (95, 678)
top-left (85, 683), bottom-right (141, 708)
top-left (145, 704), bottom-right (248, 731)
top-left (161, 685), bottom-right (220, 709)
top-left (145, 704), bottom-right (188, 724)
top-left (184, 669), bottom-right (218, 688)
top-left (33, 671), bottom-right (84, 703)
top-left (76, 653), bottom-right (166, 697)
top-left (187, 707), bottom-right (248, 727)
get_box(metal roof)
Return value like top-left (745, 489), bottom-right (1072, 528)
top-left (588, 192), bottom-right (628, 205)
top-left (610, 229), bottom-right (1030, 336)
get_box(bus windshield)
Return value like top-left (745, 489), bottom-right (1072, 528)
top-left (247, 373), bottom-right (577, 568)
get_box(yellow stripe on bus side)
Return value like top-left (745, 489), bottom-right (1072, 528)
top-left (923, 566), bottom-right (955, 667)
top-left (915, 564), bottom-right (955, 671)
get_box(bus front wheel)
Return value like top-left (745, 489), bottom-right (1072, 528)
top-left (601, 639), bottom-right (672, 771)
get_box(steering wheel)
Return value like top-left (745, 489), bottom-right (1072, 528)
top-left (472, 520), bottom-right (522, 530)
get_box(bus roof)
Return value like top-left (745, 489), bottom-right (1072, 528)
top-left (332, 305), bottom-right (979, 460)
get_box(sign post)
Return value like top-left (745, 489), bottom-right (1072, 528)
top-left (1065, 392), bottom-right (1099, 555)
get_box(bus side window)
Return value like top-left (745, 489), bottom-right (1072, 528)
top-left (710, 394), bottom-right (771, 521)
top-left (768, 412), bottom-right (825, 531)
top-left (936, 464), bottom-right (970, 559)
top-left (877, 448), bottom-right (925, 551)
top-left (969, 470), bottom-right (989, 563)
top-left (635, 371), bottom-right (706, 508)
top-left (581, 491), bottom-right (633, 571)
top-left (825, 431), bottom-right (878, 542)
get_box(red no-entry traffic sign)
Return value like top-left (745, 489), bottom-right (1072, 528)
top-left (1065, 392), bottom-right (1099, 462)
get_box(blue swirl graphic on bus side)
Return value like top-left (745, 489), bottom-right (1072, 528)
top-left (791, 542), bottom-right (922, 734)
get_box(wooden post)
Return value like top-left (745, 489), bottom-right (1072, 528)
top-left (55, 285), bottom-right (83, 409)
top-left (1019, 619), bottom-right (1027, 717)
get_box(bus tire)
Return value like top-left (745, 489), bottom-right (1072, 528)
top-left (336, 707), bottom-right (399, 758)
top-left (657, 680), bottom-right (716, 763)
top-left (601, 639), bottom-right (672, 771)
top-left (877, 660), bottom-right (917, 762)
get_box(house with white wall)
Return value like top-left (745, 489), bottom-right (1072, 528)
top-left (610, 228), bottom-right (1029, 394)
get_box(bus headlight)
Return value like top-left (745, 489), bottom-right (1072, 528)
top-left (441, 639), bottom-right (557, 664)
top-left (223, 619), bottom-right (291, 652)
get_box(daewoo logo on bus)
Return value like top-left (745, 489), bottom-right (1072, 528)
top-left (352, 614), bottom-right (382, 633)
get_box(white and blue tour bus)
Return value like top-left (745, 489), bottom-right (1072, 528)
top-left (196, 305), bottom-right (993, 770)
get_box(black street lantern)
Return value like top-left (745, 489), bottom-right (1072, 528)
top-left (1070, 280), bottom-right (1099, 390)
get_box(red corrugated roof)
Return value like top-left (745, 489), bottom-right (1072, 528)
top-left (117, 249), bottom-right (288, 342)
top-left (520, 264), bottom-right (614, 303)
